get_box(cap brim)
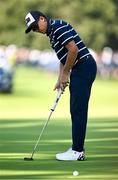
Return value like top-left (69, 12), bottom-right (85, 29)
top-left (25, 26), bottom-right (32, 34)
top-left (25, 22), bottom-right (36, 34)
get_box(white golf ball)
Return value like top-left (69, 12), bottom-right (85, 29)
top-left (73, 171), bottom-right (79, 176)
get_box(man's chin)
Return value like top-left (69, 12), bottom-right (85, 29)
top-left (39, 30), bottom-right (46, 34)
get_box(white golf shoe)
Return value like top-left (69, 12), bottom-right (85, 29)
top-left (56, 148), bottom-right (85, 161)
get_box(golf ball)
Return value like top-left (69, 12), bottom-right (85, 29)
top-left (73, 171), bottom-right (79, 176)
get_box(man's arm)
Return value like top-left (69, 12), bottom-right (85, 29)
top-left (58, 63), bottom-right (64, 81)
top-left (54, 40), bottom-right (78, 90)
top-left (60, 40), bottom-right (78, 89)
top-left (54, 62), bottom-right (64, 90)
top-left (63, 40), bottom-right (78, 73)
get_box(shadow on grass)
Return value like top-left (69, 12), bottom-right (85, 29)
top-left (0, 117), bottom-right (118, 179)
top-left (0, 156), bottom-right (117, 179)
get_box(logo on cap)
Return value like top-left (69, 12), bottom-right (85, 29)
top-left (26, 17), bottom-right (30, 24)
top-left (25, 13), bottom-right (35, 27)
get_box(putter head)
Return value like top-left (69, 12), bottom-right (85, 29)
top-left (24, 157), bottom-right (34, 161)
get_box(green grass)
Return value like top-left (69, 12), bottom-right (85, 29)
top-left (0, 66), bottom-right (118, 179)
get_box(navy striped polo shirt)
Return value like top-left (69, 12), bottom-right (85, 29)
top-left (48, 19), bottom-right (90, 65)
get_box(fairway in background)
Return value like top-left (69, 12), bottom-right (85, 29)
top-left (0, 67), bottom-right (118, 179)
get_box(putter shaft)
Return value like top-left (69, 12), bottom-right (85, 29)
top-left (30, 111), bottom-right (53, 159)
top-left (26, 89), bottom-right (62, 160)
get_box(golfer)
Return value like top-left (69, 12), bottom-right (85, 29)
top-left (25, 11), bottom-right (97, 161)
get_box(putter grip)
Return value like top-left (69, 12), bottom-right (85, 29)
top-left (51, 89), bottom-right (62, 111)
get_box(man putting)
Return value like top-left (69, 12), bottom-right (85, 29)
top-left (25, 11), bottom-right (97, 161)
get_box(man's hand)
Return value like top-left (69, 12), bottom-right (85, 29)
top-left (60, 70), bottom-right (70, 90)
top-left (54, 80), bottom-right (61, 91)
top-left (54, 71), bottom-right (70, 91)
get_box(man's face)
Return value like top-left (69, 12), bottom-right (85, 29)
top-left (36, 16), bottom-right (47, 34)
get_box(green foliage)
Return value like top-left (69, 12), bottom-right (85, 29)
top-left (0, 0), bottom-right (118, 51)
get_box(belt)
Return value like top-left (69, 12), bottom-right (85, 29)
top-left (74, 54), bottom-right (92, 66)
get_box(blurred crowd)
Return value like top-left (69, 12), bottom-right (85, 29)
top-left (0, 44), bottom-right (118, 78)
top-left (90, 47), bottom-right (118, 79)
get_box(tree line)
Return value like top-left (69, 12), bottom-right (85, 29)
top-left (0, 0), bottom-right (118, 51)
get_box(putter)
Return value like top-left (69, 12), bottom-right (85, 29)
top-left (24, 89), bottom-right (63, 161)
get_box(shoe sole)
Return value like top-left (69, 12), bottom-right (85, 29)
top-left (56, 158), bottom-right (85, 161)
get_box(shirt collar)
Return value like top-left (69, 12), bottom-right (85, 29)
top-left (46, 19), bottom-right (54, 37)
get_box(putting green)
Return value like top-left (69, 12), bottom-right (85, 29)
top-left (0, 67), bottom-right (118, 179)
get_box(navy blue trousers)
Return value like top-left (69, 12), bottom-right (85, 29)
top-left (69, 55), bottom-right (97, 152)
